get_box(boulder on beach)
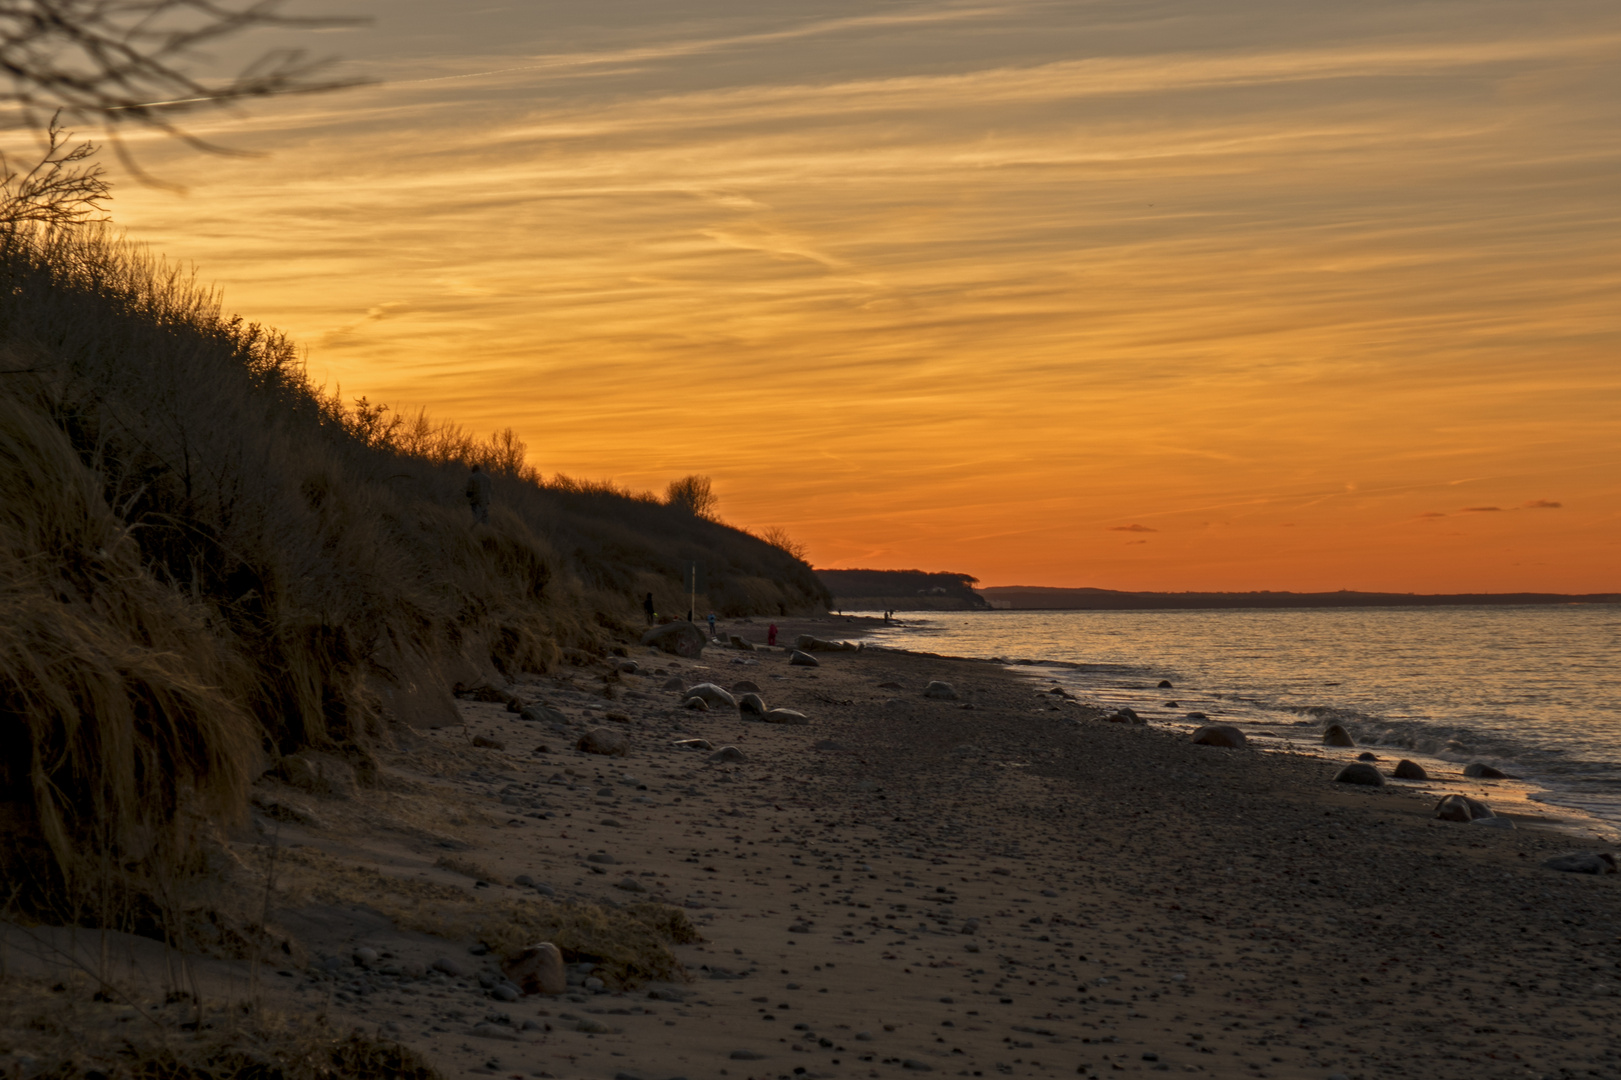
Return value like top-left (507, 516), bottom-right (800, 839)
top-left (640, 621), bottom-right (707, 658)
top-left (708, 745), bottom-right (746, 764)
top-left (1157, 679), bottom-right (1174, 689)
top-left (1542, 852), bottom-right (1617, 875)
top-left (576, 727), bottom-right (629, 756)
top-left (683, 696), bottom-right (709, 711)
top-left (684, 682), bottom-right (736, 708)
top-left (1333, 762), bottom-right (1384, 786)
top-left (763, 708), bottom-right (809, 725)
top-left (733, 680), bottom-right (761, 693)
top-left (1463, 763), bottom-right (1510, 779)
top-left (1190, 724), bottom-right (1246, 749)
top-left (789, 649), bottom-right (820, 667)
top-left (1393, 759), bottom-right (1428, 780)
top-left (1434, 793), bottom-right (1495, 822)
top-left (674, 737), bottom-right (713, 751)
top-left (738, 693), bottom-right (767, 716)
top-left (924, 680), bottom-right (959, 700)
top-left (1322, 724), bottom-right (1355, 747)
top-left (519, 703), bottom-right (569, 726)
top-left (728, 634), bottom-right (756, 651)
top-left (502, 942), bottom-right (566, 996)
top-left (1356, 752), bottom-right (1378, 762)
top-left (795, 634), bottom-right (861, 652)
top-left (661, 676), bottom-right (684, 691)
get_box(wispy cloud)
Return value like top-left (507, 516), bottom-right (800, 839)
top-left (1523, 499), bottom-right (1562, 509)
top-left (1109, 524), bottom-right (1159, 533)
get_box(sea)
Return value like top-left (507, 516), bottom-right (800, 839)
top-left (849, 605), bottom-right (1621, 840)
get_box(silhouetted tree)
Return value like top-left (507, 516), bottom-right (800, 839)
top-left (0, 112), bottom-right (108, 229)
top-left (759, 525), bottom-right (807, 562)
top-left (665, 474), bottom-right (717, 520)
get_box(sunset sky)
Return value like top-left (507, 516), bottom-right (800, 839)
top-left (97, 0), bottom-right (1619, 592)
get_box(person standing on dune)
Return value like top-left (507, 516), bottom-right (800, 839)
top-left (643, 592), bottom-right (656, 625)
top-left (466, 463), bottom-right (492, 524)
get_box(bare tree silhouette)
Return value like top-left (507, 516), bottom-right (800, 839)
top-left (665, 474), bottom-right (718, 520)
top-left (0, 111), bottom-right (107, 228)
top-left (0, 0), bottom-right (364, 179)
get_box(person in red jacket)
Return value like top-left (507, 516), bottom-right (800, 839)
top-left (767, 623), bottom-right (778, 647)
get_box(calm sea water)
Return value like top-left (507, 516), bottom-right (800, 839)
top-left (852, 605), bottom-right (1621, 835)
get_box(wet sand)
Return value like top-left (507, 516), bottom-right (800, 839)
top-left (9, 616), bottom-right (1618, 1080)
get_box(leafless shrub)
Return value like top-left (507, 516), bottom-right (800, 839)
top-left (758, 524), bottom-right (808, 562)
top-left (0, 112), bottom-right (109, 230)
top-left (665, 473), bottom-right (718, 519)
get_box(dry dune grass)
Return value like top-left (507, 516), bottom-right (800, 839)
top-left (0, 974), bottom-right (440, 1080)
top-left (0, 222), bottom-right (827, 932)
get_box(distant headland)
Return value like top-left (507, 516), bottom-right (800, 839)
top-left (816, 569), bottom-right (1619, 611)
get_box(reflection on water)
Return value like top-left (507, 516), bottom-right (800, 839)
top-left (855, 605), bottom-right (1621, 835)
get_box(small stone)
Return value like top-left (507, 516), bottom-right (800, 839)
top-left (662, 677), bottom-right (684, 691)
top-left (729, 1049), bottom-right (765, 1060)
top-left (684, 696), bottom-right (710, 711)
top-left (471, 734), bottom-right (506, 750)
top-left (733, 680), bottom-right (761, 693)
top-left (1393, 759), bottom-right (1428, 780)
top-left (738, 693), bottom-right (767, 716)
top-left (353, 946), bottom-right (379, 965)
top-left (1190, 724), bottom-right (1245, 748)
top-left (604, 711), bottom-right (632, 723)
top-left (491, 983), bottom-right (519, 1002)
top-left (616, 876), bottom-right (647, 892)
top-left (1322, 724), bottom-right (1355, 747)
top-left (576, 1016), bottom-right (613, 1033)
top-left (502, 942), bottom-right (567, 995)
top-left (675, 737), bottom-right (713, 751)
top-left (584, 977), bottom-right (606, 992)
top-left (1356, 751), bottom-right (1378, 761)
top-left (1184, 711), bottom-right (1208, 721)
top-left (520, 704), bottom-right (569, 726)
top-left (789, 650), bottom-right (820, 667)
top-left (923, 681), bottom-right (958, 700)
top-left (514, 874), bottom-right (535, 887)
top-left (901, 1061), bottom-right (934, 1072)
top-left (577, 727), bottom-right (629, 756)
top-left (1333, 763), bottom-right (1384, 786)
top-left (708, 745), bottom-right (746, 763)
top-left (763, 708), bottom-right (809, 725)
top-left (1157, 679), bottom-right (1173, 688)
top-left (471, 1022), bottom-right (519, 1041)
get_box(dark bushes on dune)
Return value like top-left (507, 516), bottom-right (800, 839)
top-left (0, 223), bottom-right (827, 919)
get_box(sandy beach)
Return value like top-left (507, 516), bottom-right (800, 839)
top-left (6, 615), bottom-right (1617, 1080)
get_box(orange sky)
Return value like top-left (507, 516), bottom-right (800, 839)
top-left (93, 0), bottom-right (1620, 592)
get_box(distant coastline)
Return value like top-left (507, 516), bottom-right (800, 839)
top-left (976, 586), bottom-right (1621, 611)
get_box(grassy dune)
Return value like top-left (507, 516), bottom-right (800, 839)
top-left (0, 223), bottom-right (827, 921)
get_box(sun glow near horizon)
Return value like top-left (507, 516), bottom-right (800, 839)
top-left (96, 0), bottom-right (1620, 593)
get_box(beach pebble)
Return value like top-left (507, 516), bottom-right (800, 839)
top-left (577, 727), bottom-right (629, 756)
top-left (1356, 751), bottom-right (1378, 761)
top-left (584, 977), bottom-right (606, 992)
top-left (790, 650), bottom-right (820, 667)
top-left (684, 682), bottom-right (736, 708)
top-left (1158, 679), bottom-right (1174, 688)
top-left (730, 1049), bottom-right (765, 1060)
top-left (1183, 711), bottom-right (1208, 721)
top-left (471, 734), bottom-right (506, 750)
top-left (683, 696), bottom-right (710, 711)
top-left (616, 876), bottom-right (648, 892)
top-left (1542, 852), bottom-right (1617, 874)
top-left (738, 692), bottom-right (767, 716)
top-left (961, 918), bottom-right (980, 934)
top-left (1322, 724), bottom-right (1356, 747)
top-left (353, 946), bottom-right (378, 965)
top-left (662, 677), bottom-right (684, 691)
top-left (675, 737), bottom-right (713, 751)
top-left (576, 1016), bottom-right (613, 1033)
top-left (1463, 762), bottom-right (1509, 779)
top-left (1434, 794), bottom-right (1496, 822)
top-left (708, 745), bottom-right (747, 763)
top-left (1190, 724), bottom-right (1246, 749)
top-left (728, 634), bottom-right (756, 651)
top-left (924, 680), bottom-right (959, 700)
top-left (733, 679), bottom-right (761, 693)
top-left (471, 1022), bottom-right (518, 1041)
top-left (502, 942), bottom-right (567, 996)
top-left (1393, 759), bottom-right (1428, 780)
top-left (586, 852), bottom-right (617, 864)
top-left (490, 983), bottom-right (520, 1002)
top-left (763, 708), bottom-right (809, 725)
top-left (1333, 763), bottom-right (1384, 786)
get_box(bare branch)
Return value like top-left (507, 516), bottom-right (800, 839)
top-left (0, 0), bottom-right (367, 164)
top-left (0, 109), bottom-right (109, 227)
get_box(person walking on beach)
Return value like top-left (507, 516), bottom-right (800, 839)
top-left (767, 622), bottom-right (778, 647)
top-left (465, 463), bottom-right (492, 524)
top-left (707, 612), bottom-right (717, 639)
top-left (643, 592), bottom-right (656, 626)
